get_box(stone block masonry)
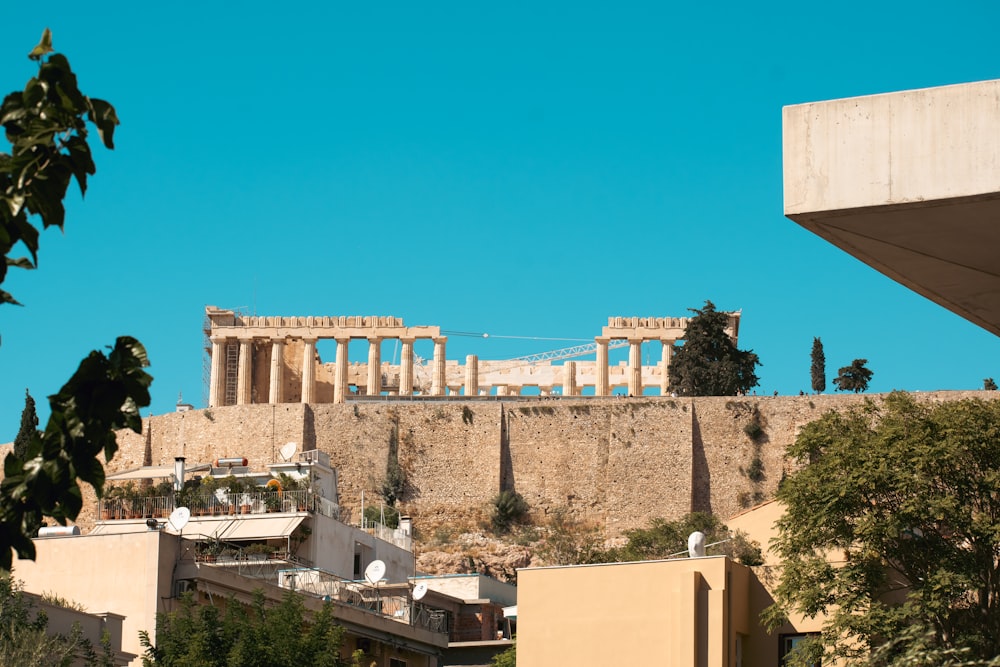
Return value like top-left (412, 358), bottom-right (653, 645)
top-left (97, 391), bottom-right (990, 538)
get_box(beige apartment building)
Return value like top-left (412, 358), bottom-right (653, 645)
top-left (516, 500), bottom-right (824, 667)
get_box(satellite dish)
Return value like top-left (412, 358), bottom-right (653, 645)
top-left (688, 531), bottom-right (706, 558)
top-left (412, 582), bottom-right (428, 600)
top-left (168, 507), bottom-right (191, 533)
top-left (279, 442), bottom-right (298, 462)
top-left (364, 560), bottom-right (386, 584)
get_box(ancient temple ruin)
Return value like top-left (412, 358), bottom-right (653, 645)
top-left (204, 306), bottom-right (741, 406)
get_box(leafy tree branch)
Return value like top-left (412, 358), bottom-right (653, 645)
top-left (0, 31), bottom-right (151, 571)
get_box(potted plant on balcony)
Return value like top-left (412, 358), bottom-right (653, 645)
top-left (224, 476), bottom-right (252, 514)
top-left (102, 484), bottom-right (128, 520)
top-left (150, 479), bottom-right (173, 517)
top-left (200, 476), bottom-right (222, 515)
top-left (245, 542), bottom-right (274, 562)
top-left (114, 482), bottom-right (141, 519)
top-left (198, 539), bottom-right (222, 563)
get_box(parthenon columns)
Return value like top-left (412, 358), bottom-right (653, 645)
top-left (431, 337), bottom-right (447, 396)
top-left (563, 361), bottom-right (577, 396)
top-left (595, 338), bottom-right (609, 396)
top-left (268, 339), bottom-right (284, 404)
top-left (209, 337), bottom-right (226, 407)
top-left (236, 339), bottom-right (253, 405)
top-left (301, 338), bottom-right (317, 404)
top-left (399, 338), bottom-right (414, 397)
top-left (661, 340), bottom-right (674, 395)
top-left (367, 338), bottom-right (382, 396)
top-left (628, 338), bottom-right (642, 397)
top-left (465, 355), bottom-right (478, 395)
top-left (333, 338), bottom-right (348, 404)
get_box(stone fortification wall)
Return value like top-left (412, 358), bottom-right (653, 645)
top-left (98, 391), bottom-right (993, 538)
top-left (503, 400), bottom-right (694, 534)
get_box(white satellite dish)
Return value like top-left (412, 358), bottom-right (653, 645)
top-left (279, 442), bottom-right (298, 462)
top-left (687, 531), bottom-right (706, 558)
top-left (412, 582), bottom-right (428, 601)
top-left (364, 560), bottom-right (386, 584)
top-left (168, 506), bottom-right (191, 533)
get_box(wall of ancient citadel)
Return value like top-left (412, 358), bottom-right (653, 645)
top-left (104, 390), bottom-right (993, 537)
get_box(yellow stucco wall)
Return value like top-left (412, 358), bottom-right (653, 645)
top-left (517, 557), bottom-right (747, 667)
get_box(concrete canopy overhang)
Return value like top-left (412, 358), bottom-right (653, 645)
top-left (784, 79), bottom-right (1000, 336)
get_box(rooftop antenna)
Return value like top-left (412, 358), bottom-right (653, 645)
top-left (365, 559), bottom-right (386, 585)
top-left (365, 559), bottom-right (386, 609)
top-left (688, 531), bottom-right (706, 558)
top-left (279, 442), bottom-right (298, 462)
top-left (412, 581), bottom-right (428, 601)
top-left (168, 506), bottom-right (191, 535)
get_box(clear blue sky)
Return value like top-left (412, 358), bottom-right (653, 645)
top-left (3, 2), bottom-right (1000, 441)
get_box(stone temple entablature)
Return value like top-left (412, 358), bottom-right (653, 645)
top-left (204, 306), bottom-right (741, 406)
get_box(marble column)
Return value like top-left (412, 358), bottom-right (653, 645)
top-left (209, 336), bottom-right (226, 407)
top-left (366, 337), bottom-right (382, 396)
top-left (334, 337), bottom-right (349, 403)
top-left (431, 337), bottom-right (447, 396)
top-left (399, 337), bottom-right (414, 397)
top-left (465, 355), bottom-right (479, 396)
top-left (268, 338), bottom-right (285, 404)
top-left (236, 338), bottom-right (253, 405)
top-left (628, 338), bottom-right (643, 397)
top-left (563, 361), bottom-right (577, 396)
top-left (595, 337), bottom-right (610, 396)
top-left (301, 338), bottom-right (317, 404)
top-left (661, 340), bottom-right (674, 395)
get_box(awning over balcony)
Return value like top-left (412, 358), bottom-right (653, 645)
top-left (176, 515), bottom-right (306, 542)
top-left (105, 466), bottom-right (175, 481)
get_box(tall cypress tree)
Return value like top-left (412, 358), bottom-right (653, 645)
top-left (13, 390), bottom-right (39, 460)
top-left (810, 338), bottom-right (826, 393)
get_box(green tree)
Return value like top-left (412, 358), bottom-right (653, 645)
top-left (833, 358), bottom-right (872, 393)
top-left (490, 490), bottom-right (529, 534)
top-left (984, 378), bottom-right (997, 391)
top-left (492, 642), bottom-right (516, 667)
top-left (600, 512), bottom-right (762, 565)
top-left (141, 590), bottom-right (349, 667)
top-left (810, 337), bottom-right (826, 393)
top-left (12, 390), bottom-right (38, 460)
top-left (0, 31), bottom-right (151, 571)
top-left (766, 393), bottom-right (1000, 665)
top-left (538, 508), bottom-right (605, 566)
top-left (667, 301), bottom-right (761, 396)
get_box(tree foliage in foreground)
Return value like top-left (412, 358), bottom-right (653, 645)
top-left (667, 300), bottom-right (761, 396)
top-left (0, 31), bottom-right (151, 570)
top-left (810, 337), bottom-right (826, 393)
top-left (141, 590), bottom-right (354, 667)
top-left (1, 28), bottom-right (118, 308)
top-left (833, 358), bottom-right (873, 393)
top-left (766, 392), bottom-right (1000, 665)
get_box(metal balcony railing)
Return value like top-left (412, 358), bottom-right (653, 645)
top-left (97, 490), bottom-right (331, 521)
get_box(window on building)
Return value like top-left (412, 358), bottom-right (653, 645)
top-left (389, 659), bottom-right (407, 667)
top-left (779, 633), bottom-right (820, 666)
